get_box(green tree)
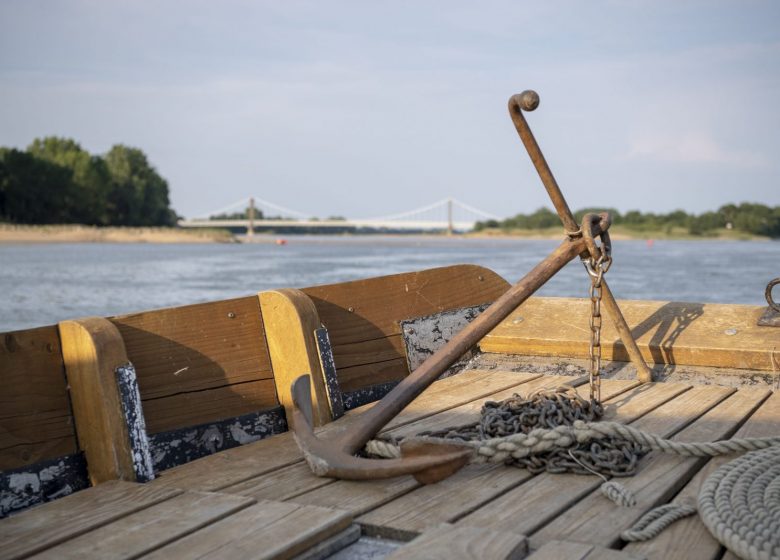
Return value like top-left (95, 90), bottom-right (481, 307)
top-left (104, 145), bottom-right (176, 226)
top-left (27, 137), bottom-right (111, 225)
top-left (0, 148), bottom-right (75, 224)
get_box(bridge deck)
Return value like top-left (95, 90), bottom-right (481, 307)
top-left (2, 368), bottom-right (776, 559)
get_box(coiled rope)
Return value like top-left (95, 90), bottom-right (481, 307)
top-left (620, 446), bottom-right (780, 560)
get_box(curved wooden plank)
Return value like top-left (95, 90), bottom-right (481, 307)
top-left (58, 318), bottom-right (137, 484)
top-left (259, 289), bottom-right (331, 427)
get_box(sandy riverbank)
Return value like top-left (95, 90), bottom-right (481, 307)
top-left (467, 225), bottom-right (769, 241)
top-left (1, 224), bottom-right (771, 243)
top-left (0, 224), bottom-right (237, 243)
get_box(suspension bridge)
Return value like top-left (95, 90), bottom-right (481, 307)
top-left (178, 197), bottom-right (502, 234)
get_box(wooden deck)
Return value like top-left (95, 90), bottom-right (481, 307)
top-left (1, 368), bottom-right (776, 560)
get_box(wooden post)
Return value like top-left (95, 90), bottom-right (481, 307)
top-left (58, 317), bottom-right (145, 484)
top-left (259, 289), bottom-right (333, 426)
top-left (248, 197), bottom-right (255, 238)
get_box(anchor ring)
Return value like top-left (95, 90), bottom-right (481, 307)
top-left (766, 278), bottom-right (780, 313)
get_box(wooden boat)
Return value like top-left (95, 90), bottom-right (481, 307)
top-left (1, 263), bottom-right (778, 559)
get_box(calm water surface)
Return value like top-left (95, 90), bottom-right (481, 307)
top-left (1, 236), bottom-right (778, 331)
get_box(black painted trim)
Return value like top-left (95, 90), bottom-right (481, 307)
top-left (315, 327), bottom-right (345, 419)
top-left (342, 381), bottom-right (399, 411)
top-left (115, 363), bottom-right (155, 482)
top-left (0, 453), bottom-right (89, 518)
top-left (147, 406), bottom-right (288, 472)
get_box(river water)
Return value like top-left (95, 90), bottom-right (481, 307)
top-left (1, 236), bottom-right (778, 332)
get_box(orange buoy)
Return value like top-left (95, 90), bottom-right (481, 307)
top-left (276, 238), bottom-right (287, 245)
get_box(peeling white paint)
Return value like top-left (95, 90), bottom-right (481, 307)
top-left (229, 422), bottom-right (262, 445)
top-left (8, 472), bottom-right (40, 493)
top-left (38, 461), bottom-right (67, 482)
top-left (401, 304), bottom-right (489, 372)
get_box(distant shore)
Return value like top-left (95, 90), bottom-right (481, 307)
top-left (0, 224), bottom-right (237, 244)
top-left (467, 225), bottom-right (770, 241)
top-left (0, 223), bottom-right (772, 244)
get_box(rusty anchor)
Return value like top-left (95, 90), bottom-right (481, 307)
top-left (290, 90), bottom-right (652, 484)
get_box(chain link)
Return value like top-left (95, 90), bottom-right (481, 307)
top-left (584, 252), bottom-right (612, 406)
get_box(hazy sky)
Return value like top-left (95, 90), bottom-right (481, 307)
top-left (1, 1), bottom-right (778, 220)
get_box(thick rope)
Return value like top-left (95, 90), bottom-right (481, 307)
top-left (600, 481), bottom-right (636, 508)
top-left (620, 500), bottom-right (698, 542)
top-left (367, 421), bottom-right (780, 463)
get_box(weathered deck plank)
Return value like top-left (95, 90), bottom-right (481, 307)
top-left (29, 491), bottom-right (255, 559)
top-left (623, 390), bottom-right (780, 560)
top-left (142, 499), bottom-right (352, 560)
top-left (526, 540), bottom-right (645, 560)
top-left (528, 386), bottom-right (768, 550)
top-left (385, 523), bottom-right (528, 559)
top-left (0, 481), bottom-right (181, 560)
top-left (358, 382), bottom-right (691, 540)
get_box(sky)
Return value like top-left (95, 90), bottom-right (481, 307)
top-left (1, 0), bottom-right (779, 221)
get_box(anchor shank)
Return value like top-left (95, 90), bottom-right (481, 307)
top-left (337, 233), bottom-right (591, 454)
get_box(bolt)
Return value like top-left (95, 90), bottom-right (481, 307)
top-left (512, 316), bottom-right (524, 324)
top-left (478, 275), bottom-right (484, 281)
top-left (348, 307), bottom-right (355, 313)
top-left (227, 312), bottom-right (236, 319)
top-left (724, 328), bottom-right (738, 336)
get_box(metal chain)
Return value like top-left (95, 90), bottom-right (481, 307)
top-left (404, 387), bottom-right (646, 477)
top-left (584, 250), bottom-right (612, 405)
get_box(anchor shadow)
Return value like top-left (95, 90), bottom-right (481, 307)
top-left (608, 301), bottom-right (705, 381)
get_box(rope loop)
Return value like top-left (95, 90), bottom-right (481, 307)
top-left (620, 500), bottom-right (698, 542)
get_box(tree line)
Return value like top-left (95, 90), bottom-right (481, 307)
top-left (0, 137), bottom-right (177, 226)
top-left (475, 203), bottom-right (780, 238)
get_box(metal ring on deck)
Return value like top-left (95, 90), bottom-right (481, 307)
top-left (766, 277), bottom-right (780, 313)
